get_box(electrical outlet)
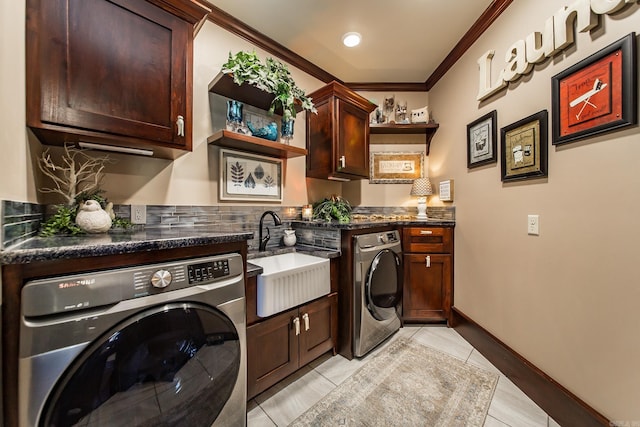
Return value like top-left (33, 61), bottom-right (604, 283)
top-left (131, 205), bottom-right (146, 224)
top-left (527, 214), bottom-right (539, 235)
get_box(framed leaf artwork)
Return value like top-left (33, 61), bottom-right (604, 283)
top-left (219, 149), bottom-right (283, 201)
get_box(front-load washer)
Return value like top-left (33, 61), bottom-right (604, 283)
top-left (19, 253), bottom-right (246, 427)
top-left (353, 230), bottom-right (403, 357)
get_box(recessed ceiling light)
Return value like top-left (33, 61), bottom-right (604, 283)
top-left (342, 32), bottom-right (361, 48)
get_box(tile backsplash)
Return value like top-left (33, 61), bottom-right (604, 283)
top-left (2, 201), bottom-right (454, 251)
top-left (1, 201), bottom-right (45, 249)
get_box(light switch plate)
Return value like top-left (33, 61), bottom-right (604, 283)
top-left (528, 214), bottom-right (539, 235)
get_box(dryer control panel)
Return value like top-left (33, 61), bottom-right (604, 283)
top-left (355, 230), bottom-right (401, 250)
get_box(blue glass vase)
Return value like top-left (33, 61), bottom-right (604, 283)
top-left (281, 118), bottom-right (294, 144)
top-left (226, 100), bottom-right (243, 131)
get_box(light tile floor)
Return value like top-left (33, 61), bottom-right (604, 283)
top-left (247, 325), bottom-right (561, 427)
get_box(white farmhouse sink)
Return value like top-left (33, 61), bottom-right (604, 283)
top-left (250, 253), bottom-right (330, 317)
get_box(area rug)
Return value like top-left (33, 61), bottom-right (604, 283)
top-left (290, 338), bottom-right (498, 427)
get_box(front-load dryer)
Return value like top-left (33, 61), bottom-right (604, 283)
top-left (19, 253), bottom-right (246, 427)
top-left (353, 230), bottom-right (403, 357)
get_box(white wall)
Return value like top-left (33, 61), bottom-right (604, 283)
top-left (0, 0), bottom-right (39, 203)
top-left (428, 1), bottom-right (640, 420)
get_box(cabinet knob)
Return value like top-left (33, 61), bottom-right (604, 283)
top-left (425, 255), bottom-right (431, 268)
top-left (420, 230), bottom-right (433, 235)
top-left (293, 317), bottom-right (300, 335)
top-left (302, 312), bottom-right (310, 331)
top-left (176, 115), bottom-right (185, 137)
top-left (339, 155), bottom-right (346, 169)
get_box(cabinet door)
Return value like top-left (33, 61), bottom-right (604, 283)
top-left (28, 0), bottom-right (190, 148)
top-left (336, 99), bottom-right (370, 178)
top-left (246, 308), bottom-right (299, 399)
top-left (403, 254), bottom-right (452, 322)
top-left (298, 294), bottom-right (338, 367)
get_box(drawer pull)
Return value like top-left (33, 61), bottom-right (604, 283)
top-left (302, 312), bottom-right (310, 331)
top-left (293, 317), bottom-right (300, 335)
top-left (425, 256), bottom-right (431, 268)
top-left (420, 230), bottom-right (433, 235)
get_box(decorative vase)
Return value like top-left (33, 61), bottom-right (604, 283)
top-left (75, 200), bottom-right (112, 233)
top-left (283, 229), bottom-right (296, 246)
top-left (247, 121), bottom-right (278, 141)
top-left (280, 118), bottom-right (294, 144)
top-left (226, 100), bottom-right (243, 131)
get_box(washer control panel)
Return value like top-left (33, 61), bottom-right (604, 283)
top-left (187, 259), bottom-right (230, 283)
top-left (22, 253), bottom-right (243, 318)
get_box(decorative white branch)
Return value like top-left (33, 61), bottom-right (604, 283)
top-left (38, 145), bottom-right (112, 205)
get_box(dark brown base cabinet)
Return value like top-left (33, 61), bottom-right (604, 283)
top-left (246, 293), bottom-right (338, 399)
top-left (402, 227), bottom-right (454, 323)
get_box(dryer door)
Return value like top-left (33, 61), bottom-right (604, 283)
top-left (40, 302), bottom-right (240, 427)
top-left (364, 249), bottom-right (403, 321)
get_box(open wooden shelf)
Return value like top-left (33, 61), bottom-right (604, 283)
top-left (208, 72), bottom-right (302, 116)
top-left (207, 130), bottom-right (307, 158)
top-left (369, 122), bottom-right (439, 134)
top-left (369, 122), bottom-right (439, 154)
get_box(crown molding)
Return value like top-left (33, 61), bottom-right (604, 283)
top-left (425, 0), bottom-right (514, 90)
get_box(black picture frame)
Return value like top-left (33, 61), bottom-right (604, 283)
top-left (501, 110), bottom-right (548, 182)
top-left (467, 110), bottom-right (497, 168)
top-left (551, 32), bottom-right (637, 145)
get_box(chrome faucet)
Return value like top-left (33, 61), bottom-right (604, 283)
top-left (259, 210), bottom-right (283, 251)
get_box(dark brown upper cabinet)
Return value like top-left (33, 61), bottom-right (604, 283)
top-left (306, 81), bottom-right (376, 180)
top-left (26, 0), bottom-right (210, 159)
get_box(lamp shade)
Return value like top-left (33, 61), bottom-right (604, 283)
top-left (410, 178), bottom-right (433, 196)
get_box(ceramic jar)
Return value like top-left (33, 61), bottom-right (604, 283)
top-left (283, 229), bottom-right (296, 246)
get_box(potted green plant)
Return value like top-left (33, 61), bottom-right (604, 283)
top-left (221, 51), bottom-right (317, 122)
top-left (312, 195), bottom-right (353, 223)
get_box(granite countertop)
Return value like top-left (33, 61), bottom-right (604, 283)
top-left (0, 228), bottom-right (254, 265)
top-left (0, 217), bottom-right (451, 265)
top-left (291, 218), bottom-right (455, 230)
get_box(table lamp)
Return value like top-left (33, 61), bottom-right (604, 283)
top-left (410, 178), bottom-right (433, 220)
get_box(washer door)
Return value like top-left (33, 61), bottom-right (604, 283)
top-left (365, 249), bottom-right (402, 321)
top-left (40, 302), bottom-right (240, 427)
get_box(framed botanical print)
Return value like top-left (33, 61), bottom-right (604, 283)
top-left (501, 110), bottom-right (548, 182)
top-left (219, 149), bottom-right (283, 201)
top-left (467, 110), bottom-right (497, 168)
top-left (551, 33), bottom-right (637, 145)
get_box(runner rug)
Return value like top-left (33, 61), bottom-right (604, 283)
top-left (291, 338), bottom-right (498, 426)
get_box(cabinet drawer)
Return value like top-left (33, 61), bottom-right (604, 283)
top-left (402, 227), bottom-right (453, 253)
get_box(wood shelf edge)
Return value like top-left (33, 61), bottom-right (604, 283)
top-left (207, 129), bottom-right (307, 158)
top-left (369, 123), bottom-right (439, 134)
top-left (208, 72), bottom-right (303, 115)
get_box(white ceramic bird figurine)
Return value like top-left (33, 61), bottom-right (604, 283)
top-left (76, 200), bottom-right (112, 233)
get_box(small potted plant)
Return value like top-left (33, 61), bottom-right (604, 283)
top-left (221, 51), bottom-right (317, 141)
top-left (312, 195), bottom-right (353, 223)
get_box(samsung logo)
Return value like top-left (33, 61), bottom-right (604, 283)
top-left (58, 279), bottom-right (95, 289)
